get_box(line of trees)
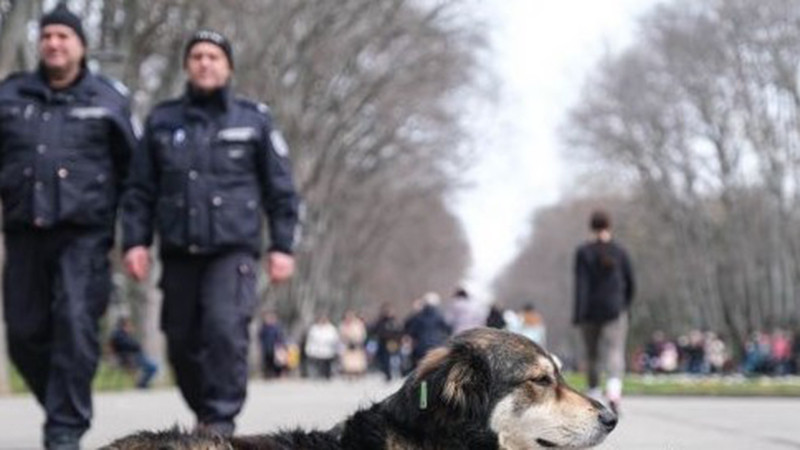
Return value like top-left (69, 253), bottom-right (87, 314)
top-left (0, 0), bottom-right (486, 391)
top-left (496, 0), bottom-right (800, 360)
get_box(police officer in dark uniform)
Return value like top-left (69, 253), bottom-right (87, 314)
top-left (0, 4), bottom-right (137, 450)
top-left (121, 30), bottom-right (299, 436)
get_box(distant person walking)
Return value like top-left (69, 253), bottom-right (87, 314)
top-left (338, 311), bottom-right (368, 376)
top-left (485, 302), bottom-right (507, 329)
top-left (443, 287), bottom-right (486, 335)
top-left (369, 304), bottom-right (403, 381)
top-left (404, 292), bottom-right (451, 370)
top-left (109, 317), bottom-right (159, 389)
top-left (258, 311), bottom-right (288, 379)
top-left (573, 210), bottom-right (634, 414)
top-left (510, 303), bottom-right (546, 348)
top-left (304, 315), bottom-right (340, 380)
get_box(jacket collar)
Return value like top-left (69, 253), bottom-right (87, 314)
top-left (19, 65), bottom-right (94, 104)
top-left (183, 83), bottom-right (233, 120)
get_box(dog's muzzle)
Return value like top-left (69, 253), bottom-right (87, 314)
top-left (599, 408), bottom-right (618, 432)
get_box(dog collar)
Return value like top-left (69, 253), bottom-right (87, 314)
top-left (419, 381), bottom-right (428, 410)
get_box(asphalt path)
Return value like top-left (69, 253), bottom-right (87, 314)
top-left (0, 376), bottom-right (798, 449)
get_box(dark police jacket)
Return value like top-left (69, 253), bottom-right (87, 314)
top-left (573, 239), bottom-right (635, 324)
top-left (121, 86), bottom-right (299, 256)
top-left (0, 69), bottom-right (137, 232)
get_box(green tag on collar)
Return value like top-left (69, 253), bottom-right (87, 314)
top-left (419, 381), bottom-right (428, 410)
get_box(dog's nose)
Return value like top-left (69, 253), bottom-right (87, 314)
top-left (598, 409), bottom-right (618, 432)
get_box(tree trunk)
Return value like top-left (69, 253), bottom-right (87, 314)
top-left (0, 0), bottom-right (36, 76)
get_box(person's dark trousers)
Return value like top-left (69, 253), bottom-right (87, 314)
top-left (160, 251), bottom-right (257, 435)
top-left (377, 349), bottom-right (392, 381)
top-left (135, 353), bottom-right (158, 388)
top-left (262, 353), bottom-right (283, 379)
top-left (2, 229), bottom-right (112, 446)
top-left (316, 358), bottom-right (334, 379)
top-left (580, 312), bottom-right (628, 390)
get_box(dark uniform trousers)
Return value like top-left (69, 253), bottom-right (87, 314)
top-left (160, 250), bottom-right (257, 426)
top-left (1, 67), bottom-right (136, 446)
top-left (3, 228), bottom-right (112, 435)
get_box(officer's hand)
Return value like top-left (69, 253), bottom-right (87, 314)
top-left (266, 251), bottom-right (295, 283)
top-left (124, 246), bottom-right (150, 282)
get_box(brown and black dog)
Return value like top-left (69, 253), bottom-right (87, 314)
top-left (102, 328), bottom-right (617, 449)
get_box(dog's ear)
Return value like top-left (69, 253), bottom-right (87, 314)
top-left (414, 341), bottom-right (491, 421)
top-left (415, 347), bottom-right (451, 381)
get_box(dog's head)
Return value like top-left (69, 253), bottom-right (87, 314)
top-left (384, 328), bottom-right (616, 449)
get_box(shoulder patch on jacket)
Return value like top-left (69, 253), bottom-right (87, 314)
top-left (96, 74), bottom-right (130, 98)
top-left (256, 102), bottom-right (270, 114)
top-left (270, 130), bottom-right (290, 157)
top-left (237, 98), bottom-right (271, 116)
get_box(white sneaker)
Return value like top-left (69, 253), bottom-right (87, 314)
top-left (605, 377), bottom-right (623, 400)
top-left (586, 387), bottom-right (603, 401)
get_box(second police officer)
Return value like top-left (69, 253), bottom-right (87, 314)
top-left (121, 30), bottom-right (300, 436)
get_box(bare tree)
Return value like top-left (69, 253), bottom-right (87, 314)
top-left (1, 0), bottom-right (486, 387)
top-left (545, 0), bottom-right (800, 356)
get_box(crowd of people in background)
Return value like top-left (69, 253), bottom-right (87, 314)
top-left (255, 287), bottom-right (551, 382)
top-left (255, 293), bottom-right (799, 382)
top-left (631, 328), bottom-right (800, 376)
top-left (742, 329), bottom-right (798, 376)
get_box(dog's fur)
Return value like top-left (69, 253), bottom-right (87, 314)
top-left (102, 328), bottom-right (616, 450)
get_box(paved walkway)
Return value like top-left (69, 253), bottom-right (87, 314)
top-left (0, 376), bottom-right (798, 449)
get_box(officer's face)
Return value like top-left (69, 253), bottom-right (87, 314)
top-left (39, 24), bottom-right (84, 73)
top-left (186, 42), bottom-right (232, 92)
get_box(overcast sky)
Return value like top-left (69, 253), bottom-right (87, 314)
top-left (453, 0), bottom-right (663, 298)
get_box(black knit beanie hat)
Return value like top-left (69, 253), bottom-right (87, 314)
top-left (40, 2), bottom-right (86, 47)
top-left (184, 29), bottom-right (234, 69)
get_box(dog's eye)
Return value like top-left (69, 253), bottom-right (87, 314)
top-left (528, 375), bottom-right (553, 387)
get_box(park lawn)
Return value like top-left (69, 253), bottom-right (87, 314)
top-left (10, 362), bottom-right (140, 393)
top-left (8, 366), bottom-right (800, 396)
top-left (564, 372), bottom-right (800, 397)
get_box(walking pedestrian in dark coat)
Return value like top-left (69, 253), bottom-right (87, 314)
top-left (369, 304), bottom-right (403, 381)
top-left (573, 209), bottom-right (634, 414)
top-left (258, 311), bottom-right (288, 379)
top-left (403, 293), bottom-right (451, 370)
